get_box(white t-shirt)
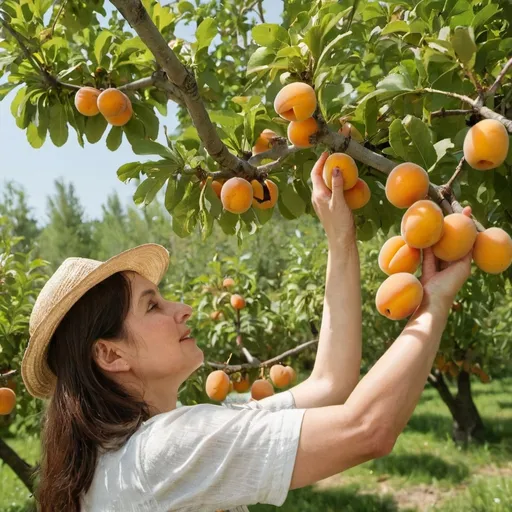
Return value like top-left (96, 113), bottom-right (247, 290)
top-left (81, 390), bottom-right (306, 511)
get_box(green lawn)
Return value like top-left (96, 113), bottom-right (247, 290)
top-left (1, 378), bottom-right (510, 511)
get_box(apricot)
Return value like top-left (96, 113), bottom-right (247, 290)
top-left (211, 180), bottom-right (223, 199)
top-left (252, 129), bottom-right (278, 155)
top-left (375, 273), bottom-right (424, 320)
top-left (378, 236), bottom-right (421, 275)
top-left (251, 179), bottom-right (279, 209)
top-left (220, 177), bottom-right (253, 214)
top-left (432, 213), bottom-right (477, 262)
top-left (284, 366), bottom-right (297, 384)
top-left (251, 379), bottom-right (274, 400)
top-left (233, 374), bottom-right (251, 393)
top-left (0, 388), bottom-right (16, 415)
top-left (344, 179), bottom-right (371, 209)
top-left (104, 100), bottom-right (133, 126)
top-left (210, 310), bottom-right (223, 320)
top-left (472, 227), bottom-right (512, 274)
top-left (205, 370), bottom-right (230, 401)
top-left (269, 364), bottom-right (291, 388)
top-left (274, 82), bottom-right (317, 122)
top-left (401, 200), bottom-right (444, 249)
top-left (338, 121), bottom-right (364, 143)
top-left (228, 381), bottom-right (234, 393)
top-left (74, 87), bottom-right (100, 116)
top-left (463, 119), bottom-right (509, 170)
top-left (323, 153), bottom-right (359, 191)
top-left (230, 294), bottom-right (246, 309)
top-left (287, 117), bottom-right (318, 148)
top-left (223, 277), bottom-right (235, 288)
top-left (385, 163), bottom-right (430, 209)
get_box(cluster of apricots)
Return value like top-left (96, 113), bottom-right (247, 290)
top-left (74, 87), bottom-right (133, 126)
top-left (205, 364), bottom-right (297, 402)
top-left (375, 120), bottom-right (511, 321)
top-left (0, 383), bottom-right (16, 416)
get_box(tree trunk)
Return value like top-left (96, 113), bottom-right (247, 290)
top-left (0, 436), bottom-right (35, 494)
top-left (427, 369), bottom-right (486, 446)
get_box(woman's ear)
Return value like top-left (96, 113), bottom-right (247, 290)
top-left (93, 339), bottom-right (131, 373)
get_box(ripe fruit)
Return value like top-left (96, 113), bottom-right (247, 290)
top-left (344, 179), bottom-right (371, 210)
top-left (378, 236), bottom-right (421, 275)
top-left (97, 88), bottom-right (131, 117)
top-left (230, 294), bottom-right (246, 309)
top-left (233, 374), bottom-right (251, 393)
top-left (287, 117), bottom-right (318, 148)
top-left (104, 101), bottom-right (133, 126)
top-left (223, 277), bottom-right (235, 288)
top-left (323, 153), bottom-right (359, 191)
top-left (269, 364), bottom-right (291, 388)
top-left (228, 381), bottom-right (234, 393)
top-left (284, 366), bottom-right (297, 384)
top-left (385, 163), bottom-right (430, 209)
top-left (339, 121), bottom-right (364, 143)
top-left (252, 129), bottom-right (278, 155)
top-left (376, 273), bottom-right (424, 320)
top-left (401, 200), bottom-right (444, 249)
top-left (74, 87), bottom-right (100, 116)
top-left (0, 388), bottom-right (16, 415)
top-left (211, 180), bottom-right (223, 199)
top-left (463, 119), bottom-right (509, 170)
top-left (210, 310), bottom-right (223, 321)
top-left (251, 379), bottom-right (274, 400)
top-left (220, 177), bottom-right (253, 214)
top-left (205, 370), bottom-right (230, 401)
top-left (251, 179), bottom-right (279, 209)
top-left (473, 227), bottom-right (512, 274)
top-left (274, 82), bottom-right (317, 122)
top-left (432, 213), bottom-right (477, 262)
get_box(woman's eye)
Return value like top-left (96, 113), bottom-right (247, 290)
top-left (148, 301), bottom-right (158, 312)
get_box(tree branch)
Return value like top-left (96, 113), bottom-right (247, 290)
top-left (487, 57), bottom-right (512, 98)
top-left (431, 108), bottom-right (474, 119)
top-left (445, 157), bottom-right (466, 191)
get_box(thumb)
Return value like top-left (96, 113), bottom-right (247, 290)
top-left (331, 166), bottom-right (345, 190)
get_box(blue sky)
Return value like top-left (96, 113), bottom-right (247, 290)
top-left (0, 1), bottom-right (281, 227)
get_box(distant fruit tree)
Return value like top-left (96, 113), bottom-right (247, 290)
top-left (1, 0), bottom-right (512, 491)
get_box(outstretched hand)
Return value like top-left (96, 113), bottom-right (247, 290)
top-left (420, 206), bottom-right (473, 307)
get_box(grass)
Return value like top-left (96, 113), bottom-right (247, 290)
top-left (0, 378), bottom-right (510, 511)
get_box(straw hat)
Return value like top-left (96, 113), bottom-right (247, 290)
top-left (21, 243), bottom-right (170, 399)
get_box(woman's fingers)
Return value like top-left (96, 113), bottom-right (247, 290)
top-left (462, 206), bottom-right (472, 217)
top-left (310, 151), bottom-right (331, 197)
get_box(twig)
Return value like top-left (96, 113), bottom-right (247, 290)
top-left (445, 157), bottom-right (466, 191)
top-left (51, 0), bottom-right (68, 33)
top-left (431, 108), bottom-right (474, 119)
top-left (256, 0), bottom-right (265, 23)
top-left (248, 138), bottom-right (295, 166)
top-left (487, 57), bottom-right (512, 98)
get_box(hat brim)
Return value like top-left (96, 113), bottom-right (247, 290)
top-left (21, 243), bottom-right (170, 399)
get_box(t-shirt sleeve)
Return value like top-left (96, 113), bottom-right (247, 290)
top-left (139, 399), bottom-right (306, 511)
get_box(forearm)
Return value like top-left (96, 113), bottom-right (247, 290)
top-left (344, 297), bottom-right (450, 440)
top-left (310, 240), bottom-right (362, 401)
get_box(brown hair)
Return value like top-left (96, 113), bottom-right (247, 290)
top-left (35, 272), bottom-right (150, 511)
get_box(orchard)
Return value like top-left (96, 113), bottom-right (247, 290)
top-left (1, 0), bottom-right (512, 505)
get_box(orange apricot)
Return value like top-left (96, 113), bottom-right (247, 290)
top-left (472, 227), bottom-right (512, 274)
top-left (205, 370), bottom-right (230, 401)
top-left (432, 213), bottom-right (477, 262)
top-left (211, 180), bottom-right (223, 199)
top-left (210, 310), bottom-right (223, 321)
top-left (378, 236), bottom-right (421, 275)
top-left (74, 87), bottom-right (100, 116)
top-left (323, 153), bottom-right (359, 191)
top-left (401, 200), bottom-right (444, 249)
top-left (463, 119), bottom-right (510, 170)
top-left (252, 129), bottom-right (278, 155)
top-left (344, 178), bottom-right (371, 209)
top-left (338, 121), bottom-right (364, 143)
top-left (228, 380), bottom-right (234, 393)
top-left (385, 163), bottom-right (430, 209)
top-left (97, 88), bottom-right (132, 118)
top-left (251, 379), bottom-right (274, 400)
top-left (230, 294), bottom-right (246, 309)
top-left (274, 82), bottom-right (317, 122)
top-left (233, 374), bottom-right (251, 393)
top-left (375, 273), bottom-right (424, 320)
top-left (223, 277), bottom-right (235, 288)
top-left (0, 388), bottom-right (16, 415)
top-left (220, 177), bottom-right (253, 214)
top-left (251, 179), bottom-right (279, 209)
top-left (269, 364), bottom-right (291, 388)
top-left (284, 366), bottom-right (297, 384)
top-left (287, 117), bottom-right (318, 148)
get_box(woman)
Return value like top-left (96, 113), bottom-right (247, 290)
top-left (21, 152), bottom-right (471, 511)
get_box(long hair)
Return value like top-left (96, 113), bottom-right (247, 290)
top-left (35, 272), bottom-right (151, 511)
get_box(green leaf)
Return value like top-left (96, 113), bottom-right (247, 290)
top-left (130, 139), bottom-right (175, 159)
top-left (252, 24), bottom-right (289, 49)
top-left (165, 176), bottom-right (188, 213)
top-left (218, 210), bottom-right (238, 235)
top-left (10, 87), bottom-right (27, 117)
top-left (389, 119), bottom-right (408, 160)
top-left (402, 115), bottom-right (437, 170)
top-left (178, 1), bottom-right (194, 14)
top-left (247, 47), bottom-right (276, 74)
top-left (132, 103), bottom-right (159, 140)
top-left (117, 162), bottom-right (141, 183)
top-left (304, 25), bottom-right (323, 61)
top-left (472, 4), bottom-right (500, 29)
top-left (106, 126), bottom-right (123, 151)
top-left (123, 117), bottom-right (146, 145)
top-left (195, 18), bottom-right (216, 51)
top-left (382, 20), bottom-right (409, 35)
top-left (317, 32), bottom-right (352, 68)
top-left (85, 114), bottom-right (108, 144)
top-left (210, 110), bottom-right (244, 131)
top-left (27, 122), bottom-right (45, 148)
top-left (94, 30), bottom-right (114, 65)
top-left (133, 177), bottom-right (166, 207)
top-left (451, 27), bottom-right (476, 67)
top-left (279, 185), bottom-right (306, 218)
top-left (0, 82), bottom-right (17, 101)
top-left (364, 96), bottom-right (378, 138)
top-left (377, 73), bottom-right (414, 92)
top-left (48, 101), bottom-right (68, 147)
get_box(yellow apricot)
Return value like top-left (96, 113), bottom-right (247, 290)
top-left (473, 227), bottom-right (512, 274)
top-left (251, 179), bottom-right (279, 209)
top-left (344, 178), bottom-right (371, 209)
top-left (74, 87), bottom-right (100, 116)
top-left (223, 277), bottom-right (235, 288)
top-left (104, 101), bottom-right (133, 126)
top-left (220, 177), bottom-right (253, 214)
top-left (269, 364), bottom-right (291, 389)
top-left (432, 213), bottom-right (477, 262)
top-left (378, 236), bottom-right (421, 275)
top-left (274, 82), bottom-right (317, 122)
top-left (463, 119), bottom-right (510, 170)
top-left (252, 129), bottom-right (278, 155)
top-left (401, 200), bottom-right (444, 249)
top-left (233, 374), bottom-right (251, 393)
top-left (97, 88), bottom-right (131, 118)
top-left (385, 163), bottom-right (430, 209)
top-left (0, 387), bottom-right (16, 415)
top-left (375, 273), bottom-right (424, 320)
top-left (287, 117), bottom-right (318, 148)
top-left (230, 294), bottom-right (246, 309)
top-left (284, 366), bottom-right (297, 384)
top-left (323, 153), bottom-right (359, 191)
top-left (338, 121), bottom-right (364, 143)
top-left (251, 379), bottom-right (274, 400)
top-left (205, 370), bottom-right (230, 401)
